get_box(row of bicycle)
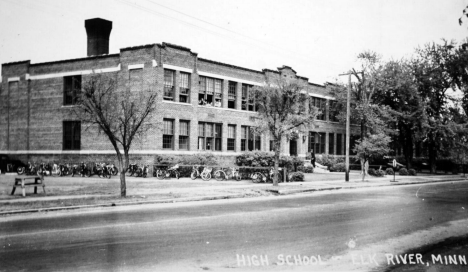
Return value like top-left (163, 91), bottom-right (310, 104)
top-left (148, 164), bottom-right (285, 183)
top-left (16, 162), bottom-right (118, 178)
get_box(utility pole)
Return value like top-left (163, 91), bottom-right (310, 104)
top-left (338, 71), bottom-right (352, 182)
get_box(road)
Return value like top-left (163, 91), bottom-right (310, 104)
top-left (1, 181), bottom-right (468, 272)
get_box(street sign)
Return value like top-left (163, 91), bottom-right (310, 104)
top-left (392, 159), bottom-right (397, 168)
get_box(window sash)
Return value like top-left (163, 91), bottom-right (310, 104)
top-left (180, 121), bottom-right (189, 136)
top-left (228, 82), bottom-right (236, 100)
top-left (198, 123), bottom-right (205, 137)
top-left (163, 135), bottom-right (173, 149)
top-left (227, 139), bottom-right (235, 151)
top-left (206, 78), bottom-right (214, 94)
top-left (228, 125), bottom-right (235, 138)
top-left (164, 70), bottom-right (174, 87)
top-left (179, 136), bottom-right (189, 150)
top-left (180, 72), bottom-right (189, 88)
top-left (163, 120), bottom-right (174, 135)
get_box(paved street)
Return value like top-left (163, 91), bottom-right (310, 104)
top-left (1, 181), bottom-right (468, 271)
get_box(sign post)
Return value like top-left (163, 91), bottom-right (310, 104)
top-left (392, 159), bottom-right (397, 182)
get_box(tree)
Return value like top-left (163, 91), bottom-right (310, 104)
top-left (353, 133), bottom-right (391, 181)
top-left (374, 59), bottom-right (424, 169)
top-left (74, 72), bottom-right (158, 197)
top-left (412, 41), bottom-right (460, 173)
top-left (331, 51), bottom-right (394, 174)
top-left (253, 78), bottom-right (318, 186)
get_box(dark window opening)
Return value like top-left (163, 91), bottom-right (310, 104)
top-left (64, 75), bottom-right (81, 105)
top-left (63, 121), bottom-right (81, 150)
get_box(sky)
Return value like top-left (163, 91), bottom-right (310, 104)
top-left (1, 0), bottom-right (467, 85)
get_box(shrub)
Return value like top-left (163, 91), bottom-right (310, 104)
top-left (153, 153), bottom-right (220, 178)
top-left (302, 165), bottom-right (314, 173)
top-left (408, 169), bottom-right (417, 176)
top-left (385, 168), bottom-right (394, 175)
top-left (316, 155), bottom-right (345, 169)
top-left (330, 163), bottom-right (346, 172)
top-left (288, 171), bottom-right (304, 181)
top-left (399, 168), bottom-right (408, 176)
top-left (367, 168), bottom-right (384, 177)
top-left (235, 151), bottom-right (304, 171)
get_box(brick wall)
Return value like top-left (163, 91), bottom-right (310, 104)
top-left (0, 42), bottom-right (356, 166)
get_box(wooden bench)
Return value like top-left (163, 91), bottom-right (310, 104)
top-left (11, 176), bottom-right (46, 197)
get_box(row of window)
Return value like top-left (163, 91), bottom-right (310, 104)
top-left (162, 119), bottom-right (259, 151)
top-left (307, 132), bottom-right (358, 155)
top-left (62, 73), bottom-right (340, 122)
top-left (62, 120), bottom-right (353, 154)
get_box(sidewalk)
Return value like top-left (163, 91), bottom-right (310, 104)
top-left (0, 172), bottom-right (466, 215)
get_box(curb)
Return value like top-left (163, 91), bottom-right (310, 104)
top-left (266, 178), bottom-right (467, 195)
top-left (0, 194), bottom-right (246, 216)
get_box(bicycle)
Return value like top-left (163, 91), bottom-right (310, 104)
top-left (190, 165), bottom-right (202, 180)
top-left (214, 167), bottom-right (241, 181)
top-left (269, 167), bottom-right (284, 183)
top-left (50, 163), bottom-right (61, 176)
top-left (59, 163), bottom-right (71, 176)
top-left (72, 162), bottom-right (90, 177)
top-left (251, 167), bottom-right (283, 183)
top-left (127, 163), bottom-right (138, 176)
top-left (156, 164), bottom-right (180, 180)
top-left (251, 171), bottom-right (268, 183)
top-left (17, 161), bottom-right (37, 175)
top-left (135, 164), bottom-right (149, 177)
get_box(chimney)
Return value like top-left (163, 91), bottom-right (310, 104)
top-left (85, 18), bottom-right (112, 56)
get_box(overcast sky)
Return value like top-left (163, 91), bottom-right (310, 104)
top-left (1, 0), bottom-right (467, 84)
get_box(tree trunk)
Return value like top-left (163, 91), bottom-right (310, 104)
top-left (273, 139), bottom-right (282, 186)
top-left (428, 140), bottom-right (437, 174)
top-left (116, 151), bottom-right (126, 197)
top-left (400, 123), bottom-right (414, 170)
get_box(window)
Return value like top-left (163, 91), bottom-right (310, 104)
top-left (329, 100), bottom-right (340, 122)
top-left (64, 75), bottom-right (81, 105)
top-left (199, 76), bottom-right (222, 107)
top-left (63, 121), bottom-right (81, 150)
top-left (241, 84), bottom-right (256, 111)
top-left (163, 119), bottom-right (174, 149)
top-left (329, 133), bottom-right (335, 155)
top-left (164, 70), bottom-right (175, 101)
top-left (227, 125), bottom-right (236, 151)
top-left (179, 72), bottom-right (190, 103)
top-left (269, 132), bottom-right (274, 151)
top-left (228, 81), bottom-right (237, 109)
top-left (179, 120), bottom-right (190, 150)
top-left (308, 132), bottom-right (325, 154)
top-left (310, 97), bottom-right (326, 120)
top-left (241, 126), bottom-right (261, 151)
top-left (198, 122), bottom-right (222, 151)
top-left (336, 134), bottom-right (343, 155)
